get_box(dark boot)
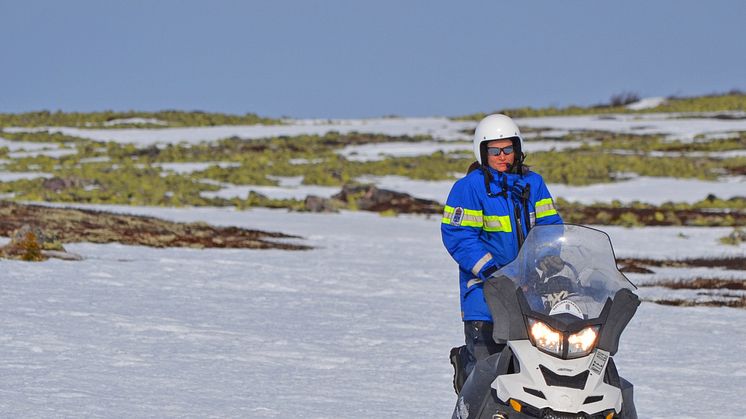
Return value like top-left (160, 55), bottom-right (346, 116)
top-left (450, 345), bottom-right (468, 395)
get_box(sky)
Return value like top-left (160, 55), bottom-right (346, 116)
top-left (1, 0), bottom-right (745, 119)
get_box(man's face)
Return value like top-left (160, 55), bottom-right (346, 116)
top-left (486, 139), bottom-right (515, 172)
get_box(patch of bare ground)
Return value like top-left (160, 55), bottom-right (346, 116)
top-left (0, 201), bottom-right (310, 252)
top-left (565, 205), bottom-right (746, 226)
top-left (640, 278), bottom-right (746, 290)
top-left (651, 297), bottom-right (746, 309)
top-left (640, 278), bottom-right (746, 308)
top-left (617, 256), bottom-right (746, 272)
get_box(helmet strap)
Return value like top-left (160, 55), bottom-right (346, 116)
top-left (480, 165), bottom-right (507, 198)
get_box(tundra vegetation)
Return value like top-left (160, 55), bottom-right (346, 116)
top-left (0, 110), bottom-right (282, 128)
top-left (455, 90), bottom-right (746, 120)
top-left (0, 96), bottom-right (744, 230)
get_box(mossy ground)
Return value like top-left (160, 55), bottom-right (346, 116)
top-left (455, 91), bottom-right (746, 120)
top-left (0, 106), bottom-right (743, 227)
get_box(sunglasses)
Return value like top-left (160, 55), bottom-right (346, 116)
top-left (486, 145), bottom-right (514, 156)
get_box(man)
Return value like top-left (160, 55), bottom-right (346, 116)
top-left (441, 114), bottom-right (563, 394)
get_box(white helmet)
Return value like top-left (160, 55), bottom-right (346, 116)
top-left (473, 114), bottom-right (524, 165)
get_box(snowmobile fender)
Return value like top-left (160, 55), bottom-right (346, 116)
top-left (619, 377), bottom-right (637, 419)
top-left (453, 352), bottom-right (502, 419)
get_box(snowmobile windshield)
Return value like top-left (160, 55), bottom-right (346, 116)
top-left (494, 224), bottom-right (636, 320)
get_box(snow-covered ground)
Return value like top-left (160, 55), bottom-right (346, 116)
top-left (7, 113), bottom-right (746, 146)
top-left (201, 176), bottom-right (340, 201)
top-left (549, 176), bottom-right (746, 205)
top-left (2, 115), bottom-right (744, 416)
top-left (154, 162), bottom-right (241, 175)
top-left (4, 118), bottom-right (475, 146)
top-left (625, 97), bottom-right (667, 111)
top-left (0, 137), bottom-right (61, 152)
top-left (516, 113), bottom-right (746, 142)
top-left (1, 205), bottom-right (745, 417)
top-left (7, 148), bottom-right (78, 159)
top-left (273, 175), bottom-right (744, 206)
top-left (0, 171), bottom-right (53, 181)
top-left (337, 140), bottom-right (583, 162)
top-left (3, 115), bottom-right (744, 206)
top-left (101, 117), bottom-right (168, 127)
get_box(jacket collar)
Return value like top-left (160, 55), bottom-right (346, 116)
top-left (486, 165), bottom-right (520, 180)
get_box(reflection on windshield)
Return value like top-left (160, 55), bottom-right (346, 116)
top-left (495, 225), bottom-right (636, 319)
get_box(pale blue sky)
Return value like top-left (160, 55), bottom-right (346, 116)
top-left (1, 0), bottom-right (744, 118)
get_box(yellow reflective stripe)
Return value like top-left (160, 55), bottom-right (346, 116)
top-left (483, 215), bottom-right (512, 233)
top-left (471, 253), bottom-right (493, 276)
top-left (441, 206), bottom-right (453, 224)
top-left (535, 198), bottom-right (558, 218)
top-left (442, 205), bottom-right (484, 228)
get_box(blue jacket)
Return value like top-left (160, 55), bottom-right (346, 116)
top-left (441, 166), bottom-right (562, 321)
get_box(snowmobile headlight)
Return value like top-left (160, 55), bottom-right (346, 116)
top-left (567, 326), bottom-right (600, 358)
top-left (527, 318), bottom-right (563, 356)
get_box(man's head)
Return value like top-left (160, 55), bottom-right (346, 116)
top-left (473, 114), bottom-right (524, 172)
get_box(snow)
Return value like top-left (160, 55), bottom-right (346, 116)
top-left (2, 205), bottom-right (745, 417)
top-left (0, 171), bottom-right (53, 181)
top-left (627, 267), bottom-right (746, 286)
top-left (201, 176), bottom-right (340, 200)
top-left (3, 115), bottom-right (742, 207)
top-left (625, 97), bottom-right (666, 111)
top-left (0, 137), bottom-right (60, 152)
top-left (2, 113), bottom-right (746, 416)
top-left (600, 225), bottom-right (746, 260)
top-left (337, 175), bottom-right (745, 206)
top-left (8, 148), bottom-right (78, 159)
top-left (338, 140), bottom-right (584, 162)
top-left (356, 175), bottom-right (453, 203)
top-left (611, 149), bottom-right (746, 159)
top-left (101, 117), bottom-right (168, 127)
top-left (549, 176), bottom-right (746, 205)
top-left (338, 141), bottom-right (472, 162)
top-left (6, 113), bottom-right (746, 147)
top-left (154, 162), bottom-right (241, 175)
top-left (78, 156), bottom-right (111, 164)
top-left (516, 113), bottom-right (746, 142)
top-left (5, 117), bottom-right (475, 146)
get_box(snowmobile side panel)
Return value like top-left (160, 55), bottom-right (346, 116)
top-left (597, 289), bottom-right (640, 355)
top-left (483, 275), bottom-right (528, 343)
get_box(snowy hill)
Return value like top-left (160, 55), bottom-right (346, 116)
top-left (1, 113), bottom-right (745, 417)
top-left (1, 206), bottom-right (745, 417)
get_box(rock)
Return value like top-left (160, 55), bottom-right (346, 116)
top-left (333, 184), bottom-right (442, 214)
top-left (42, 176), bottom-right (98, 193)
top-left (304, 195), bottom-right (342, 213)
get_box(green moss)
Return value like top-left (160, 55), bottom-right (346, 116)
top-left (454, 92), bottom-right (746, 121)
top-left (720, 228), bottom-right (746, 245)
top-left (526, 151), bottom-right (717, 185)
top-left (0, 110), bottom-right (282, 128)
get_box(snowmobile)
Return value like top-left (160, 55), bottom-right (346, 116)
top-left (453, 224), bottom-right (639, 419)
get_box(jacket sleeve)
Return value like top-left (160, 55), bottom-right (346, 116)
top-left (441, 178), bottom-right (496, 278)
top-left (531, 175), bottom-right (563, 225)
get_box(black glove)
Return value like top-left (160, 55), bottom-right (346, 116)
top-left (538, 255), bottom-right (564, 278)
top-left (477, 261), bottom-right (499, 281)
top-left (510, 178), bottom-right (530, 202)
